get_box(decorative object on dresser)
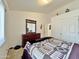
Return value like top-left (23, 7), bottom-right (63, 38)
top-left (22, 33), bottom-right (40, 47)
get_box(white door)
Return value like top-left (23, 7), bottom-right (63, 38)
top-left (61, 16), bottom-right (79, 43)
top-left (51, 16), bottom-right (79, 43)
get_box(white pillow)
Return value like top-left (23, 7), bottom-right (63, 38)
top-left (53, 39), bottom-right (62, 43)
top-left (24, 41), bottom-right (31, 52)
top-left (61, 44), bottom-right (68, 48)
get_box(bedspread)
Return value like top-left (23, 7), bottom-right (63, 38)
top-left (24, 38), bottom-right (74, 59)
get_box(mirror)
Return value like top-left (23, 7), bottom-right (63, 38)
top-left (26, 19), bottom-right (36, 33)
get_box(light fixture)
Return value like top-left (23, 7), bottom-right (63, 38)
top-left (38, 0), bottom-right (52, 6)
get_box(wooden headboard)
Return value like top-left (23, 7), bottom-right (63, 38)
top-left (22, 33), bottom-right (40, 47)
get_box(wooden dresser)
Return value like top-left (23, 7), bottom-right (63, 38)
top-left (22, 33), bottom-right (40, 47)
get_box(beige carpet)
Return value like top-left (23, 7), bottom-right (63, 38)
top-left (6, 48), bottom-right (23, 59)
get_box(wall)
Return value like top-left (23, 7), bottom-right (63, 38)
top-left (6, 10), bottom-right (50, 47)
top-left (50, 0), bottom-right (79, 16)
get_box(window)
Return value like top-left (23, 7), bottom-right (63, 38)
top-left (0, 0), bottom-right (5, 47)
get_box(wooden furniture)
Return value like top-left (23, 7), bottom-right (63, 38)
top-left (22, 33), bottom-right (40, 47)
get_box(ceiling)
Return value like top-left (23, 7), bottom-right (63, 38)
top-left (6, 0), bottom-right (74, 14)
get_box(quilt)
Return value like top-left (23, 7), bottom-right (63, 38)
top-left (24, 37), bottom-right (74, 59)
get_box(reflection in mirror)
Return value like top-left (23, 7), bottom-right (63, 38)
top-left (26, 19), bottom-right (36, 33)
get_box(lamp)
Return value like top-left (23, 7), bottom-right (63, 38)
top-left (38, 0), bottom-right (52, 6)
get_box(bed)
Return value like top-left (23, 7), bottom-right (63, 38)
top-left (23, 37), bottom-right (74, 59)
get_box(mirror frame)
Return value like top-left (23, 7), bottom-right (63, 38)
top-left (26, 19), bottom-right (36, 33)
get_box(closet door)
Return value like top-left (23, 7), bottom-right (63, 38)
top-left (61, 16), bottom-right (79, 43)
top-left (51, 16), bottom-right (79, 43)
top-left (51, 17), bottom-right (63, 39)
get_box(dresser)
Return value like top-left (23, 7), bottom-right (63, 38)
top-left (22, 33), bottom-right (40, 47)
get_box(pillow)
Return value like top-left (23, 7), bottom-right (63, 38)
top-left (61, 43), bottom-right (68, 48)
top-left (53, 39), bottom-right (62, 43)
top-left (48, 39), bottom-right (53, 43)
top-left (24, 41), bottom-right (31, 52)
top-left (53, 39), bottom-right (62, 46)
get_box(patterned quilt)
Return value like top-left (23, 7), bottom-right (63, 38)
top-left (24, 37), bottom-right (74, 59)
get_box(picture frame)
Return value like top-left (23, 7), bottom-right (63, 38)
top-left (40, 24), bottom-right (42, 29)
top-left (49, 25), bottom-right (51, 30)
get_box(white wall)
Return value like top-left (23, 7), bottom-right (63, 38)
top-left (50, 0), bottom-right (79, 16)
top-left (6, 10), bottom-right (50, 47)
